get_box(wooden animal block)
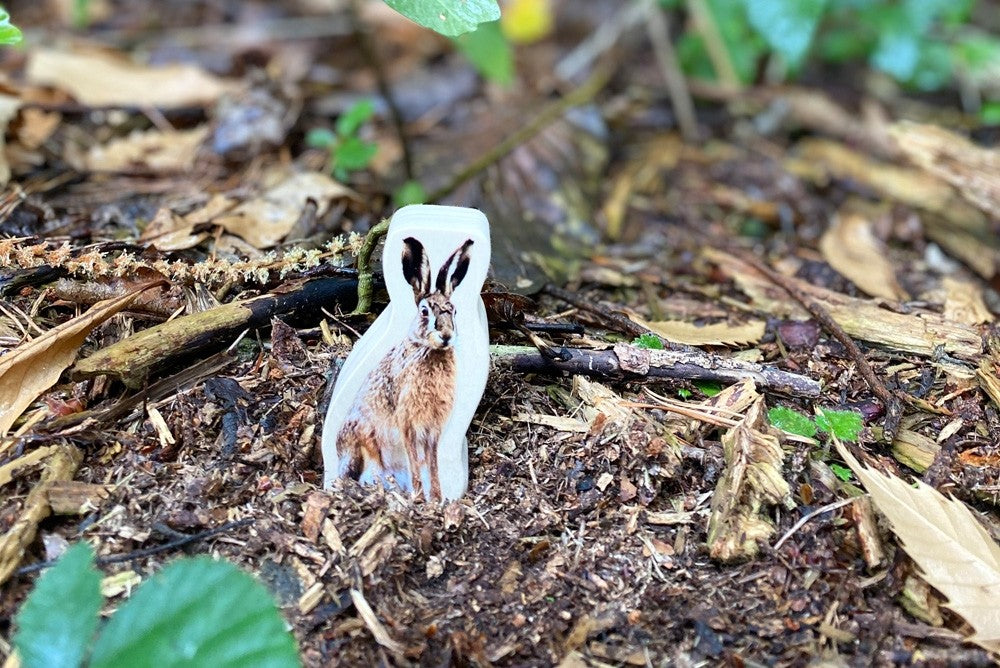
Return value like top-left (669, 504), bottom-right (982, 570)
top-left (322, 205), bottom-right (491, 500)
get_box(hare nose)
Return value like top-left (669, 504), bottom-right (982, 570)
top-left (440, 333), bottom-right (451, 345)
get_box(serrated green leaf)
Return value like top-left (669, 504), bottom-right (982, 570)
top-left (815, 408), bottom-right (863, 442)
top-left (305, 128), bottom-right (337, 149)
top-left (632, 333), bottom-right (664, 350)
top-left (384, 0), bottom-right (500, 37)
top-left (14, 542), bottom-right (102, 668)
top-left (768, 406), bottom-right (817, 438)
top-left (0, 7), bottom-right (22, 45)
top-left (743, 0), bottom-right (828, 68)
top-left (335, 99), bottom-right (375, 138)
top-left (89, 557), bottom-right (299, 668)
top-left (829, 462), bottom-right (853, 482)
top-left (694, 380), bottom-right (723, 397)
top-left (453, 20), bottom-right (514, 84)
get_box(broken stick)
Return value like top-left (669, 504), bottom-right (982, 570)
top-left (491, 342), bottom-right (821, 397)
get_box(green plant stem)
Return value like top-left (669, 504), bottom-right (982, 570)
top-left (685, 0), bottom-right (741, 89)
top-left (348, 0), bottom-right (414, 180)
top-left (352, 218), bottom-right (391, 314)
top-left (427, 64), bottom-right (613, 203)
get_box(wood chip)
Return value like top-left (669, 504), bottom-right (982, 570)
top-left (819, 213), bottom-right (905, 300)
top-left (349, 588), bottom-right (407, 658)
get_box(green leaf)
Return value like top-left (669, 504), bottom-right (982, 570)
top-left (632, 333), bottom-right (664, 350)
top-left (332, 136), bottom-right (378, 178)
top-left (768, 406), bottom-right (817, 438)
top-left (0, 7), bottom-right (22, 45)
top-left (815, 408), bottom-right (863, 442)
top-left (305, 128), bottom-right (337, 149)
top-left (89, 557), bottom-right (298, 668)
top-left (980, 101), bottom-right (1000, 125)
top-left (677, 388), bottom-right (692, 399)
top-left (335, 99), bottom-right (375, 138)
top-left (829, 462), bottom-right (853, 482)
top-left (694, 380), bottom-right (722, 397)
top-left (384, 0), bottom-right (500, 37)
top-left (743, 0), bottom-right (828, 68)
top-left (14, 542), bottom-right (102, 668)
top-left (453, 20), bottom-right (514, 84)
top-left (393, 179), bottom-right (427, 207)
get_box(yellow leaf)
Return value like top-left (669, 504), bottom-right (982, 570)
top-left (632, 315), bottom-right (766, 347)
top-left (0, 284), bottom-right (160, 435)
top-left (501, 0), bottom-right (553, 44)
top-left (819, 213), bottom-right (905, 300)
top-left (836, 439), bottom-right (1000, 652)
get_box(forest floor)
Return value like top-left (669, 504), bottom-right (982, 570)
top-left (2, 1), bottom-right (1000, 666)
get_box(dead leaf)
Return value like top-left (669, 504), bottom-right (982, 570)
top-left (26, 48), bottom-right (239, 108)
top-left (139, 208), bottom-right (209, 251)
top-left (707, 398), bottom-right (791, 562)
top-left (77, 126), bottom-right (208, 172)
top-left (819, 213), bottom-right (905, 300)
top-left (706, 248), bottom-right (982, 360)
top-left (630, 315), bottom-right (766, 347)
top-left (214, 170), bottom-right (356, 248)
top-left (836, 439), bottom-right (1000, 652)
top-left (0, 283), bottom-right (160, 435)
top-left (942, 277), bottom-right (992, 326)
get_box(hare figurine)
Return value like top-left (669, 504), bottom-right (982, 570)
top-left (322, 205), bottom-right (490, 500)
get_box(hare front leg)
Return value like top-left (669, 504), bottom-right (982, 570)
top-left (401, 425), bottom-right (425, 496)
top-left (427, 433), bottom-right (442, 500)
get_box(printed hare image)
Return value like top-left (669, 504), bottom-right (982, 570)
top-left (322, 205), bottom-right (491, 501)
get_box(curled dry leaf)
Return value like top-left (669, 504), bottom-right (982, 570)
top-left (25, 48), bottom-right (240, 108)
top-left (0, 283), bottom-right (160, 435)
top-left (629, 314), bottom-right (766, 347)
top-left (835, 439), bottom-right (1000, 653)
top-left (214, 170), bottom-right (357, 248)
top-left (942, 277), bottom-right (993, 326)
top-left (707, 397), bottom-right (791, 562)
top-left (819, 213), bottom-right (905, 301)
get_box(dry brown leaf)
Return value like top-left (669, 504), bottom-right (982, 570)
top-left (707, 397), bottom-right (791, 562)
top-left (214, 170), bottom-right (356, 248)
top-left (890, 121), bottom-right (1000, 216)
top-left (836, 440), bottom-right (1000, 652)
top-left (977, 357), bottom-right (1000, 412)
top-left (26, 48), bottom-right (239, 108)
top-left (630, 315), bottom-right (766, 347)
top-left (572, 376), bottom-right (635, 428)
top-left (0, 284), bottom-right (159, 435)
top-left (78, 126), bottom-right (208, 172)
top-left (139, 208), bottom-right (209, 252)
top-left (942, 277), bottom-right (993, 326)
top-left (706, 248), bottom-right (982, 360)
top-left (819, 213), bottom-right (905, 300)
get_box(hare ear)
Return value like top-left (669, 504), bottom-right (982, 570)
top-left (402, 237), bottom-right (431, 299)
top-left (436, 239), bottom-right (474, 297)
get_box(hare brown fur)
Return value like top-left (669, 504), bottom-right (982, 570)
top-left (337, 237), bottom-right (473, 499)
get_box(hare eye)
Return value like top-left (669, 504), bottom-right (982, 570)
top-left (420, 305), bottom-right (429, 316)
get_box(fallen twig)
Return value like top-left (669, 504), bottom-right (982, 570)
top-left (542, 284), bottom-right (650, 339)
top-left (13, 518), bottom-right (256, 577)
top-left (735, 251), bottom-right (902, 440)
top-left (491, 343), bottom-right (821, 397)
top-left (773, 497), bottom-right (857, 551)
top-left (72, 276), bottom-right (358, 387)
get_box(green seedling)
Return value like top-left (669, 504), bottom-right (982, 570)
top-left (307, 99), bottom-right (379, 182)
top-left (633, 333), bottom-right (664, 350)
